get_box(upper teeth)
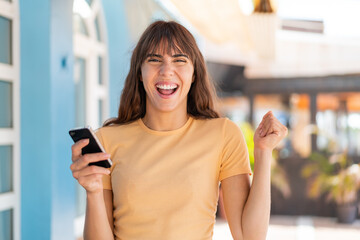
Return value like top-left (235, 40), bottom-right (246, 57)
top-left (156, 84), bottom-right (177, 90)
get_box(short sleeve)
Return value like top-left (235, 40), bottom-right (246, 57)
top-left (219, 119), bottom-right (252, 181)
top-left (95, 128), bottom-right (112, 190)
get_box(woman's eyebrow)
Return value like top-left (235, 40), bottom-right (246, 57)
top-left (172, 54), bottom-right (189, 58)
top-left (146, 53), bottom-right (162, 58)
top-left (146, 53), bottom-right (189, 59)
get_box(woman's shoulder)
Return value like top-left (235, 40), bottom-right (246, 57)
top-left (192, 117), bottom-right (237, 131)
top-left (193, 116), bottom-right (233, 125)
top-left (191, 117), bottom-right (244, 143)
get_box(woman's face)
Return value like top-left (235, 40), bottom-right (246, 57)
top-left (140, 48), bottom-right (194, 116)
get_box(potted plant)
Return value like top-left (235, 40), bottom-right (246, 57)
top-left (302, 150), bottom-right (360, 223)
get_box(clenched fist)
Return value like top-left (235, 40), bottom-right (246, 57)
top-left (254, 111), bottom-right (288, 151)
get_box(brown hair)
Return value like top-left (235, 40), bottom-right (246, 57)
top-left (104, 20), bottom-right (219, 126)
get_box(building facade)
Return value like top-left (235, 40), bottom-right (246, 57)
top-left (0, 0), bottom-right (132, 239)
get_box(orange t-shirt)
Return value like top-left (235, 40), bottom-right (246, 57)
top-left (96, 117), bottom-right (251, 240)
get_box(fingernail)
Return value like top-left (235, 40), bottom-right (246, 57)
top-left (105, 153), bottom-right (111, 157)
top-left (107, 170), bottom-right (111, 174)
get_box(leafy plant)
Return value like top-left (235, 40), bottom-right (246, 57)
top-left (302, 150), bottom-right (360, 205)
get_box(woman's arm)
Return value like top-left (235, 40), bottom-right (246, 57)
top-left (84, 190), bottom-right (114, 239)
top-left (221, 174), bottom-right (250, 239)
top-left (70, 139), bottom-right (114, 240)
top-left (221, 111), bottom-right (287, 240)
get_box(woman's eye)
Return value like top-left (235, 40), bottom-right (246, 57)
top-left (148, 58), bottom-right (160, 62)
top-left (175, 59), bottom-right (187, 63)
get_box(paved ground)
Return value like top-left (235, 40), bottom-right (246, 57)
top-left (213, 215), bottom-right (360, 240)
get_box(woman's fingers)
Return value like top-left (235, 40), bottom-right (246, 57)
top-left (72, 165), bottom-right (110, 180)
top-left (255, 111), bottom-right (288, 150)
top-left (261, 111), bottom-right (272, 119)
top-left (71, 139), bottom-right (90, 161)
top-left (263, 119), bottom-right (283, 136)
top-left (71, 152), bottom-right (110, 171)
top-left (70, 140), bottom-right (111, 193)
top-left (259, 112), bottom-right (275, 137)
top-left (259, 111), bottom-right (286, 138)
top-left (71, 162), bottom-right (110, 193)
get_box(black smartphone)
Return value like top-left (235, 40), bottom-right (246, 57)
top-left (69, 126), bottom-right (112, 168)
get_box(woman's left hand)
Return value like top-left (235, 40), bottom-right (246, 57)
top-left (254, 111), bottom-right (288, 151)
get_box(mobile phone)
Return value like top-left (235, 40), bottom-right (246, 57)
top-left (69, 126), bottom-right (112, 168)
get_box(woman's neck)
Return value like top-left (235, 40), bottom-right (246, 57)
top-left (142, 111), bottom-right (189, 131)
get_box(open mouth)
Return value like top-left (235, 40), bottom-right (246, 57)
top-left (156, 83), bottom-right (179, 96)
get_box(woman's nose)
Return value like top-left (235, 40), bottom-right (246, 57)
top-left (159, 62), bottom-right (174, 77)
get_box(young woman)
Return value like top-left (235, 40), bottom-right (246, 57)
top-left (70, 20), bottom-right (287, 240)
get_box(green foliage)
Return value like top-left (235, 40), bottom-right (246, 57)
top-left (239, 122), bottom-right (255, 170)
top-left (302, 150), bottom-right (360, 205)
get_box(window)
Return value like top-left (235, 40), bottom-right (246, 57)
top-left (74, 57), bottom-right (87, 127)
top-left (73, 14), bottom-right (89, 36)
top-left (98, 99), bottom-right (104, 125)
top-left (73, 0), bottom-right (109, 129)
top-left (94, 15), bottom-right (102, 42)
top-left (0, 209), bottom-right (13, 240)
top-left (0, 0), bottom-right (20, 239)
top-left (0, 16), bottom-right (12, 64)
top-left (0, 145), bottom-right (13, 193)
top-left (98, 56), bottom-right (103, 85)
top-left (73, 0), bottom-right (109, 237)
top-left (0, 80), bottom-right (13, 128)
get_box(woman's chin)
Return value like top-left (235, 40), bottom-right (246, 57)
top-left (152, 103), bottom-right (184, 114)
